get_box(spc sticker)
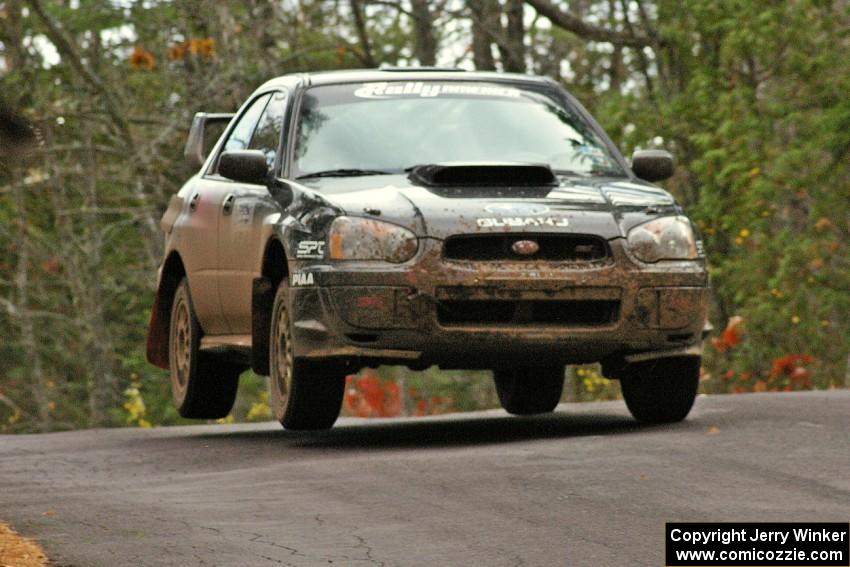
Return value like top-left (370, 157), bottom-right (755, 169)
top-left (296, 240), bottom-right (325, 259)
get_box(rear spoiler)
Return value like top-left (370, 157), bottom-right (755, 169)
top-left (184, 112), bottom-right (234, 169)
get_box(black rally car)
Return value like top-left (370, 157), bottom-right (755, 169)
top-left (146, 68), bottom-right (709, 429)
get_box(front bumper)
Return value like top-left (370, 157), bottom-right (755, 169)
top-left (287, 238), bottom-right (709, 370)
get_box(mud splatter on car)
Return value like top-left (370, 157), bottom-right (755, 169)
top-left (146, 69), bottom-right (709, 429)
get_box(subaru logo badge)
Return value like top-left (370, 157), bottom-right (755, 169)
top-left (511, 239), bottom-right (540, 256)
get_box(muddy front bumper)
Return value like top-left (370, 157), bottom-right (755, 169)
top-left (287, 238), bottom-right (709, 370)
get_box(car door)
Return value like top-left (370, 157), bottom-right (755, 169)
top-left (190, 93), bottom-right (271, 335)
top-left (217, 90), bottom-right (290, 334)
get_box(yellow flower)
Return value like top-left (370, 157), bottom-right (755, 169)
top-left (734, 237), bottom-right (743, 245)
top-left (791, 315), bottom-right (800, 324)
top-left (738, 228), bottom-right (749, 238)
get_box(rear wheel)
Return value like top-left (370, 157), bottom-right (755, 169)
top-left (493, 366), bottom-right (564, 415)
top-left (620, 356), bottom-right (700, 424)
top-left (169, 279), bottom-right (240, 419)
top-left (269, 283), bottom-right (346, 430)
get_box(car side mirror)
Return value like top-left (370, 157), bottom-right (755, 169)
top-left (631, 149), bottom-right (674, 182)
top-left (218, 150), bottom-right (270, 184)
top-left (184, 112), bottom-right (234, 169)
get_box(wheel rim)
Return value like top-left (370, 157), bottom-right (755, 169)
top-left (272, 297), bottom-right (293, 416)
top-left (170, 295), bottom-right (191, 401)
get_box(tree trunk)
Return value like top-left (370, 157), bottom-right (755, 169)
top-left (250, 0), bottom-right (277, 53)
top-left (350, 0), bottom-right (377, 67)
top-left (41, 122), bottom-right (120, 428)
top-left (4, 0), bottom-right (24, 71)
top-left (4, 0), bottom-right (51, 432)
top-left (498, 0), bottom-right (525, 72)
top-left (469, 0), bottom-right (498, 70)
top-left (410, 0), bottom-right (437, 66)
top-left (12, 184), bottom-right (51, 431)
top-left (603, 0), bottom-right (622, 90)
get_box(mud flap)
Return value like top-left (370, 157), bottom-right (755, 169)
top-left (623, 343), bottom-right (703, 364)
top-left (251, 277), bottom-right (275, 375)
top-left (145, 286), bottom-right (170, 370)
top-left (602, 344), bottom-right (703, 380)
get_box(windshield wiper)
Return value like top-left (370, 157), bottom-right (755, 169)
top-left (296, 168), bottom-right (393, 180)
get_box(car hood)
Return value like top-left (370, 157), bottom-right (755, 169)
top-left (298, 174), bottom-right (679, 240)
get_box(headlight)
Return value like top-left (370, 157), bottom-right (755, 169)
top-left (328, 217), bottom-right (418, 263)
top-left (627, 216), bottom-right (698, 262)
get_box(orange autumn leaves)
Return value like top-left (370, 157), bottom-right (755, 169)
top-left (169, 38), bottom-right (216, 59)
top-left (344, 375), bottom-right (400, 418)
top-left (343, 372), bottom-right (453, 418)
top-left (129, 38), bottom-right (216, 70)
top-left (713, 314), bottom-right (816, 393)
top-left (711, 315), bottom-right (744, 353)
top-left (128, 47), bottom-right (155, 70)
top-left (769, 354), bottom-right (814, 389)
top-left (722, 354), bottom-right (815, 393)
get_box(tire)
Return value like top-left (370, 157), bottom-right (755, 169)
top-left (169, 279), bottom-right (241, 419)
top-left (269, 283), bottom-right (346, 430)
top-left (620, 356), bottom-right (700, 424)
top-left (493, 366), bottom-right (564, 415)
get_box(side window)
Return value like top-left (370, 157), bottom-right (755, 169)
top-left (212, 93), bottom-right (271, 173)
top-left (248, 90), bottom-right (289, 168)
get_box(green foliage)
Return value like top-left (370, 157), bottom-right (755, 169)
top-left (653, 0), bottom-right (850, 391)
top-left (0, 0), bottom-right (846, 432)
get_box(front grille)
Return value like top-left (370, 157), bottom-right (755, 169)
top-left (437, 299), bottom-right (620, 327)
top-left (442, 234), bottom-right (609, 262)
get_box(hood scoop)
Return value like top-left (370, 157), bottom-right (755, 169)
top-left (409, 162), bottom-right (558, 188)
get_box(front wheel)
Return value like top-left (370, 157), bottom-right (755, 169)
top-left (493, 366), bottom-right (564, 415)
top-left (620, 356), bottom-right (700, 424)
top-left (269, 283), bottom-right (346, 430)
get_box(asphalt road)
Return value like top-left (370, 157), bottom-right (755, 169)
top-left (1, 391), bottom-right (848, 567)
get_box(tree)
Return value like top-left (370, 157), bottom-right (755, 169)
top-left (0, 0), bottom-right (846, 431)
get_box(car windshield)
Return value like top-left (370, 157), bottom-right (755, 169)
top-left (293, 81), bottom-right (626, 179)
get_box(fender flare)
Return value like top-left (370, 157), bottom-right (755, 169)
top-left (251, 238), bottom-right (288, 375)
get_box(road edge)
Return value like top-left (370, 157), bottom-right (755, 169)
top-left (0, 521), bottom-right (48, 567)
